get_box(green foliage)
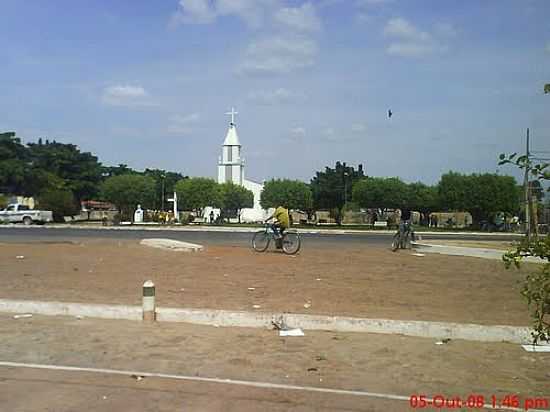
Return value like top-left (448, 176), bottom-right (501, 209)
top-left (408, 182), bottom-right (440, 213)
top-left (142, 168), bottom-right (186, 210)
top-left (438, 171), bottom-right (520, 223)
top-left (0, 132), bottom-right (29, 194)
top-left (175, 177), bottom-right (222, 214)
top-left (352, 177), bottom-right (409, 210)
top-left (545, 83), bottom-right (550, 94)
top-left (260, 179), bottom-right (313, 211)
top-left (0, 194), bottom-right (7, 209)
top-left (101, 174), bottom-right (156, 218)
top-left (310, 162), bottom-right (365, 212)
top-left (37, 189), bottom-right (79, 222)
top-left (500, 153), bottom-right (550, 344)
top-left (503, 237), bottom-right (550, 344)
top-left (219, 182), bottom-right (254, 220)
top-left (26, 140), bottom-right (103, 201)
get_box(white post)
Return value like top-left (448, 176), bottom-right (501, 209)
top-left (167, 192), bottom-right (179, 223)
top-left (142, 280), bottom-right (155, 322)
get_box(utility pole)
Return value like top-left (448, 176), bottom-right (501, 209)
top-left (523, 128), bottom-right (530, 240)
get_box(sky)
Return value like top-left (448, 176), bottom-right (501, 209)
top-left (1, 0), bottom-right (549, 185)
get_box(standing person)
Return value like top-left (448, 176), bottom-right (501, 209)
top-left (209, 210), bottom-right (215, 224)
top-left (265, 205), bottom-right (290, 248)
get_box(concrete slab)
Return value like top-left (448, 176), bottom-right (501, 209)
top-left (139, 238), bottom-right (203, 252)
top-left (413, 242), bottom-right (545, 263)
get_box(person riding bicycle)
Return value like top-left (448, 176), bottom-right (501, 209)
top-left (265, 205), bottom-right (289, 248)
top-left (399, 208), bottom-right (415, 241)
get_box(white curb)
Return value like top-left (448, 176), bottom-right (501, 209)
top-left (0, 299), bottom-right (533, 344)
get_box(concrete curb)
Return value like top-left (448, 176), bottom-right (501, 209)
top-left (0, 224), bottom-right (525, 237)
top-left (0, 299), bottom-right (533, 344)
top-left (413, 242), bottom-right (545, 264)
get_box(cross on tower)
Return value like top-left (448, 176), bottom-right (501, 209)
top-left (225, 107), bottom-right (238, 125)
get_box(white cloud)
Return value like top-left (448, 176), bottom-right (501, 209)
top-left (171, 0), bottom-right (216, 25)
top-left (171, 0), bottom-right (278, 28)
top-left (239, 35), bottom-right (318, 75)
top-left (247, 88), bottom-right (306, 105)
top-left (384, 18), bottom-right (431, 42)
top-left (166, 112), bottom-right (200, 135)
top-left (386, 42), bottom-right (437, 57)
top-left (101, 85), bottom-right (157, 107)
top-left (274, 3), bottom-right (321, 33)
top-left (355, 0), bottom-right (393, 22)
top-left (434, 22), bottom-right (457, 38)
top-left (289, 126), bottom-right (306, 138)
top-left (383, 17), bottom-right (452, 58)
top-left (351, 123), bottom-right (367, 133)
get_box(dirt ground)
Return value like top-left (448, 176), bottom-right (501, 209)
top-left (0, 315), bottom-right (548, 412)
top-left (0, 239), bottom-right (533, 326)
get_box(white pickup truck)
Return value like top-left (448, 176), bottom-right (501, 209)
top-left (0, 203), bottom-right (53, 225)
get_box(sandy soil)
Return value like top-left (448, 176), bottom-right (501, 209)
top-left (0, 315), bottom-right (548, 412)
top-left (0, 239), bottom-right (533, 326)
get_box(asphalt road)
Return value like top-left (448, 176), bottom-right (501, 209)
top-left (0, 226), bottom-right (520, 248)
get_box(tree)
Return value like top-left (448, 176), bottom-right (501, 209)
top-left (499, 152), bottom-right (549, 343)
top-left (544, 83), bottom-right (550, 94)
top-left (37, 189), bottom-right (79, 222)
top-left (101, 174), bottom-right (156, 219)
top-left (143, 168), bottom-right (186, 210)
top-left (407, 182), bottom-right (440, 213)
top-left (352, 177), bottom-right (410, 210)
top-left (310, 162), bottom-right (365, 223)
top-left (26, 140), bottom-right (103, 201)
top-left (260, 179), bottom-right (313, 211)
top-left (219, 182), bottom-right (254, 222)
top-left (0, 132), bottom-right (29, 195)
top-left (175, 177), bottom-right (221, 216)
top-left (437, 172), bottom-right (520, 224)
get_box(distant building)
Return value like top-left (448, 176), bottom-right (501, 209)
top-left (207, 108), bottom-right (267, 222)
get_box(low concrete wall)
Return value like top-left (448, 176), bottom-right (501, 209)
top-left (0, 298), bottom-right (533, 343)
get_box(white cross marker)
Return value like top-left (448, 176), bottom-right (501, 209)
top-left (225, 107), bottom-right (238, 125)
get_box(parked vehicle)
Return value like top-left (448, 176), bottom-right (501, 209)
top-left (0, 203), bottom-right (53, 225)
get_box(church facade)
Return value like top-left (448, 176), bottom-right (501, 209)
top-left (215, 109), bottom-right (267, 223)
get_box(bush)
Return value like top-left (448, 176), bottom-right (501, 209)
top-left (37, 189), bottom-right (79, 222)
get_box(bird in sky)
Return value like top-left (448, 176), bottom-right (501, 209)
top-left (388, 109), bottom-right (393, 118)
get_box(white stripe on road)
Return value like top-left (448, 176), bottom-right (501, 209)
top-left (0, 361), bottom-right (547, 411)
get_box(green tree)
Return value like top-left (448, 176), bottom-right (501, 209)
top-left (143, 168), bottom-right (186, 210)
top-left (175, 177), bottom-right (222, 216)
top-left (37, 189), bottom-right (79, 222)
top-left (260, 179), bottom-right (313, 211)
top-left (499, 152), bottom-right (549, 343)
top-left (544, 83), bottom-right (550, 94)
top-left (407, 182), bottom-right (440, 213)
top-left (0, 132), bottom-right (29, 194)
top-left (101, 174), bottom-right (156, 219)
top-left (310, 162), bottom-right (365, 224)
top-left (26, 140), bottom-right (103, 201)
top-left (352, 177), bottom-right (410, 210)
top-left (438, 172), bottom-right (520, 224)
top-left (219, 182), bottom-right (254, 222)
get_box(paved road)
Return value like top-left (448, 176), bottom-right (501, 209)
top-left (0, 226), bottom-right (520, 248)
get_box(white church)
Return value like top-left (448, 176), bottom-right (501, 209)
top-left (208, 108), bottom-right (268, 223)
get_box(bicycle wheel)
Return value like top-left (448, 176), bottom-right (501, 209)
top-left (282, 232), bottom-right (301, 255)
top-left (252, 230), bottom-right (270, 252)
top-left (403, 231), bottom-right (412, 249)
top-left (391, 233), bottom-right (400, 252)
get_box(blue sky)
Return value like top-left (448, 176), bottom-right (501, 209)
top-left (1, 0), bottom-right (549, 184)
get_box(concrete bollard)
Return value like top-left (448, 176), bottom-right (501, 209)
top-left (142, 280), bottom-right (156, 322)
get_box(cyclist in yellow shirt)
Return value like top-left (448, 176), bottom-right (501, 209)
top-left (265, 205), bottom-right (289, 247)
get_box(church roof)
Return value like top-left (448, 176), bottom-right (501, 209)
top-left (223, 123), bottom-right (241, 146)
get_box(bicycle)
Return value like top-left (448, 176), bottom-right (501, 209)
top-left (391, 221), bottom-right (415, 252)
top-left (252, 224), bottom-right (301, 255)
